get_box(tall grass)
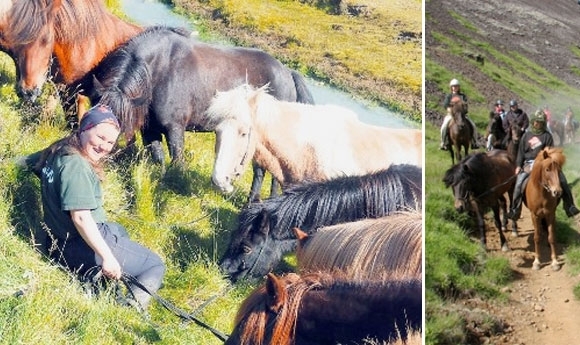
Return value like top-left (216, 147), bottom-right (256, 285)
top-left (0, 52), bottom-right (265, 344)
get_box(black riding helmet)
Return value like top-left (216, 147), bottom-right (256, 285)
top-left (496, 99), bottom-right (503, 106)
top-left (509, 100), bottom-right (518, 107)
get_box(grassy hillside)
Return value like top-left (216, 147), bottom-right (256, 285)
top-left (0, 50), bottom-right (273, 343)
top-left (170, 0), bottom-right (423, 122)
top-left (425, 3), bottom-right (580, 344)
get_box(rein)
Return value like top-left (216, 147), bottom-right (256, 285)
top-left (472, 174), bottom-right (518, 200)
top-left (120, 272), bottom-right (230, 342)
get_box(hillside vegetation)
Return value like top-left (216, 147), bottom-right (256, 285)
top-left (170, 0), bottom-right (423, 122)
top-left (425, 0), bottom-right (580, 344)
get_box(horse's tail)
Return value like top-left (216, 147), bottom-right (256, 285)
top-left (93, 55), bottom-right (152, 142)
top-left (291, 70), bottom-right (315, 105)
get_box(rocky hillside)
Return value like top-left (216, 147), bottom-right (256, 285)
top-left (426, 0), bottom-right (580, 126)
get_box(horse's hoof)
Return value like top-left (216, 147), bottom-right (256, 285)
top-left (511, 231), bottom-right (518, 238)
top-left (532, 262), bottom-right (541, 270)
top-left (501, 244), bottom-right (509, 252)
top-left (551, 262), bottom-right (561, 271)
top-left (501, 226), bottom-right (507, 232)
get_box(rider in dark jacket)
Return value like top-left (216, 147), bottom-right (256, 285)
top-left (508, 110), bottom-right (580, 220)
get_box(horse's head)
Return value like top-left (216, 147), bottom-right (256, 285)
top-left (5, 0), bottom-right (61, 102)
top-left (219, 206), bottom-right (288, 283)
top-left (450, 97), bottom-right (467, 126)
top-left (510, 122), bottom-right (522, 145)
top-left (533, 147), bottom-right (565, 199)
top-left (207, 85), bottom-right (259, 194)
top-left (443, 157), bottom-right (475, 213)
top-left (226, 272), bottom-right (301, 345)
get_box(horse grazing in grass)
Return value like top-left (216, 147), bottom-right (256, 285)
top-left (206, 83), bottom-right (422, 194)
top-left (294, 211), bottom-right (422, 281)
top-left (219, 164), bottom-right (421, 282)
top-left (85, 26), bottom-right (313, 202)
top-left (225, 272), bottom-right (422, 345)
top-left (524, 147), bottom-right (565, 271)
top-left (443, 150), bottom-right (517, 251)
top-left (448, 97), bottom-right (472, 165)
top-left (5, 0), bottom-right (142, 105)
top-left (0, 0), bottom-right (62, 101)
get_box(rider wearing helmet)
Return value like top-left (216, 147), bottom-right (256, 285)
top-left (440, 78), bottom-right (479, 150)
top-left (508, 110), bottom-right (580, 220)
top-left (486, 99), bottom-right (507, 150)
top-left (504, 99), bottom-right (529, 136)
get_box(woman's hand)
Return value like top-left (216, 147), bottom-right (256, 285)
top-left (515, 166), bottom-right (521, 174)
top-left (101, 256), bottom-right (122, 280)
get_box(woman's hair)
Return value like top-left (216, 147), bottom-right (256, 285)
top-left (34, 131), bottom-right (108, 180)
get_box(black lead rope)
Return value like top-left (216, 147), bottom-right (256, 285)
top-left (474, 174), bottom-right (518, 200)
top-left (120, 273), bottom-right (229, 342)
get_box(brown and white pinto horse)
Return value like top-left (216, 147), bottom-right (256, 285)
top-left (524, 147), bottom-right (565, 271)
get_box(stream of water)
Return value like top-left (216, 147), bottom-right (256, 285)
top-left (119, 0), bottom-right (415, 129)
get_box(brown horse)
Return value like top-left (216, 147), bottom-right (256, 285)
top-left (6, 0), bottom-right (142, 105)
top-left (443, 150), bottom-right (517, 251)
top-left (506, 121), bottom-right (522, 163)
top-left (448, 97), bottom-right (472, 165)
top-left (0, 0), bottom-right (61, 100)
top-left (225, 272), bottom-right (422, 345)
top-left (294, 212), bottom-right (422, 281)
top-left (524, 147), bottom-right (565, 271)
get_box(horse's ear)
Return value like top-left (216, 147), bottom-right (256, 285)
top-left (293, 227), bottom-right (308, 241)
top-left (258, 209), bottom-right (270, 236)
top-left (92, 75), bottom-right (105, 95)
top-left (542, 149), bottom-right (549, 160)
top-left (265, 273), bottom-right (287, 313)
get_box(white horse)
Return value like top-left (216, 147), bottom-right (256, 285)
top-left (205, 83), bottom-right (422, 193)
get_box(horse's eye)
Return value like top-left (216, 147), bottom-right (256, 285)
top-left (242, 245), bottom-right (252, 254)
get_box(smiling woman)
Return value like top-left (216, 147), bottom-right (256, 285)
top-left (21, 104), bottom-right (166, 311)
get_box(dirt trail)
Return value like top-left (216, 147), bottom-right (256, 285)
top-left (483, 206), bottom-right (580, 345)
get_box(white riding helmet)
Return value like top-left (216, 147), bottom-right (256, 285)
top-left (449, 79), bottom-right (460, 87)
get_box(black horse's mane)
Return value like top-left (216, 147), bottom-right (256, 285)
top-left (229, 164), bottom-right (422, 248)
top-left (443, 152), bottom-right (492, 197)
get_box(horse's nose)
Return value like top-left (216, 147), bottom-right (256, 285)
top-left (553, 189), bottom-right (562, 198)
top-left (17, 86), bottom-right (41, 103)
top-left (455, 205), bottom-right (464, 213)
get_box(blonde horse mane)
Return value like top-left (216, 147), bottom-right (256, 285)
top-left (296, 211), bottom-right (422, 280)
top-left (530, 147), bottom-right (565, 181)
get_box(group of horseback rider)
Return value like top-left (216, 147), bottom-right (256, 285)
top-left (440, 78), bottom-right (580, 219)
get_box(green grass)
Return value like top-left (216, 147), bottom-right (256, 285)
top-left (171, 0), bottom-right (422, 121)
top-left (0, 50), bottom-right (271, 344)
top-left (426, 17), bottom-right (580, 345)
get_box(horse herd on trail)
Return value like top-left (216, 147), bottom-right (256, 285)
top-left (1, 1), bottom-right (423, 343)
top-left (444, 97), bottom-right (571, 272)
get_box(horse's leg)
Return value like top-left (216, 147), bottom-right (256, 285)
top-left (492, 203), bottom-right (509, 252)
top-left (475, 208), bottom-right (487, 249)
top-left (499, 195), bottom-right (508, 231)
top-left (249, 162), bottom-right (265, 204)
top-left (546, 215), bottom-right (561, 271)
top-left (531, 215), bottom-right (542, 270)
top-left (141, 128), bottom-right (166, 165)
top-left (165, 125), bottom-right (186, 166)
top-left (449, 146), bottom-right (455, 165)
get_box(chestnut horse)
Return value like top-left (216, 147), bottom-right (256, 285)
top-left (0, 0), bottom-right (62, 100)
top-left (6, 0), bottom-right (142, 105)
top-left (225, 272), bottom-right (422, 345)
top-left (448, 97), bottom-right (472, 165)
top-left (294, 212), bottom-right (422, 281)
top-left (206, 83), bottom-right (422, 193)
top-left (443, 150), bottom-right (517, 251)
top-left (524, 147), bottom-right (565, 271)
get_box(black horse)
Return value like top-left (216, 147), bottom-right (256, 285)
top-left (443, 150), bottom-right (517, 251)
top-left (79, 26), bottom-right (314, 202)
top-left (219, 164), bottom-right (422, 282)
